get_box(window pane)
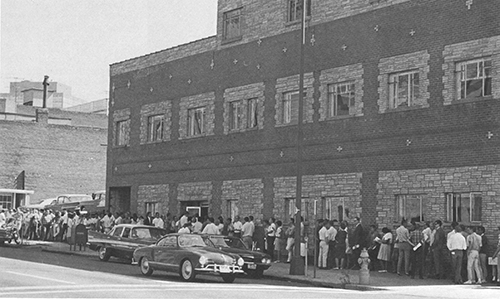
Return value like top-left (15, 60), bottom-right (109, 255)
top-left (460, 194), bottom-right (471, 222)
top-left (412, 73), bottom-right (420, 99)
top-left (336, 94), bottom-right (350, 116)
top-left (397, 74), bottom-right (409, 106)
top-left (484, 78), bottom-right (492, 96)
top-left (247, 99), bottom-right (258, 128)
top-left (465, 79), bottom-right (483, 98)
top-left (466, 62), bottom-right (478, 79)
top-left (472, 194), bottom-right (482, 222)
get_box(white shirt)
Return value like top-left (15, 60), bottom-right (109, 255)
top-left (267, 223), bottom-right (277, 237)
top-left (318, 227), bottom-right (328, 242)
top-left (180, 215), bottom-right (188, 227)
top-left (152, 217), bottom-right (164, 228)
top-left (202, 223), bottom-right (219, 235)
top-left (233, 221), bottom-right (242, 232)
top-left (192, 221), bottom-right (202, 233)
top-left (447, 232), bottom-right (467, 251)
top-left (422, 227), bottom-right (431, 243)
top-left (327, 227), bottom-right (337, 241)
top-left (241, 222), bottom-right (252, 237)
top-left (0, 212), bottom-right (6, 226)
top-left (178, 227), bottom-right (191, 234)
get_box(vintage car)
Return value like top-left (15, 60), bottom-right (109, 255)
top-left (133, 233), bottom-right (245, 283)
top-left (203, 234), bottom-right (272, 278)
top-left (45, 194), bottom-right (95, 212)
top-left (88, 224), bottom-right (167, 262)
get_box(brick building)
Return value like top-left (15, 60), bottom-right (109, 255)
top-left (107, 0), bottom-right (500, 247)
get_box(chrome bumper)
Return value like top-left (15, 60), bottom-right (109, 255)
top-left (195, 264), bottom-right (244, 274)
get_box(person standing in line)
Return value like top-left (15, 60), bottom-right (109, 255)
top-left (421, 221), bottom-right (433, 277)
top-left (266, 218), bottom-right (277, 260)
top-left (143, 212), bottom-right (153, 226)
top-left (477, 226), bottom-right (489, 282)
top-left (409, 222), bottom-right (424, 279)
top-left (327, 220), bottom-right (338, 269)
top-left (431, 220), bottom-right (446, 279)
top-left (191, 217), bottom-right (203, 234)
top-left (241, 217), bottom-right (253, 249)
top-left (464, 226), bottom-right (483, 284)
top-left (447, 224), bottom-right (467, 284)
top-left (491, 225), bottom-right (500, 286)
top-left (377, 227), bottom-right (392, 273)
top-left (285, 218), bottom-right (296, 263)
top-left (396, 219), bottom-right (412, 276)
top-left (178, 222), bottom-right (192, 234)
top-left (334, 221), bottom-right (349, 270)
top-left (201, 217), bottom-right (219, 234)
top-left (253, 218), bottom-right (266, 252)
top-left (349, 217), bottom-right (364, 270)
top-left (274, 220), bottom-right (284, 263)
top-left (318, 220), bottom-right (330, 269)
top-left (233, 216), bottom-right (242, 238)
top-left (152, 212), bottom-right (164, 228)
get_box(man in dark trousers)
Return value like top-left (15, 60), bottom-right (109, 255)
top-left (431, 219), bottom-right (447, 279)
top-left (350, 216), bottom-right (364, 269)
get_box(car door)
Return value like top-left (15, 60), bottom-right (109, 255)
top-left (114, 227), bottom-right (132, 258)
top-left (108, 226), bottom-right (124, 254)
top-left (154, 235), bottom-right (178, 271)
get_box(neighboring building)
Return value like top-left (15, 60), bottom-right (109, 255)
top-left (65, 98), bottom-right (109, 114)
top-left (107, 0), bottom-right (500, 250)
top-left (0, 107), bottom-right (107, 203)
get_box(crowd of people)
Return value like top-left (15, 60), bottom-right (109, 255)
top-left (2, 207), bottom-right (500, 286)
top-left (315, 216), bottom-right (500, 285)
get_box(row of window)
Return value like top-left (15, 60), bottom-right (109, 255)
top-left (223, 0), bottom-right (311, 41)
top-left (114, 57), bottom-right (493, 146)
top-left (226, 192), bottom-right (483, 225)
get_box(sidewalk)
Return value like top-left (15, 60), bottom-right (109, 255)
top-left (30, 241), bottom-right (490, 290)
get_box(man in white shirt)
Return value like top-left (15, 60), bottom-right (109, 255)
top-left (233, 216), bottom-right (243, 238)
top-left (465, 226), bottom-right (483, 284)
top-left (201, 217), bottom-right (219, 234)
top-left (241, 217), bottom-right (253, 249)
top-left (191, 217), bottom-right (203, 234)
top-left (327, 220), bottom-right (338, 269)
top-left (179, 212), bottom-right (189, 228)
top-left (318, 220), bottom-right (330, 269)
top-left (100, 212), bottom-right (115, 233)
top-left (447, 224), bottom-right (467, 284)
top-left (178, 222), bottom-right (192, 234)
top-left (152, 212), bottom-right (164, 228)
top-left (0, 209), bottom-right (6, 227)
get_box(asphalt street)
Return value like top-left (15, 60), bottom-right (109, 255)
top-left (1, 244), bottom-right (499, 298)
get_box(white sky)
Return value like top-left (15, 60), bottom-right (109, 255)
top-left (0, 0), bottom-right (217, 103)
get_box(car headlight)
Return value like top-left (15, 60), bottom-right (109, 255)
top-left (261, 258), bottom-right (271, 264)
top-left (199, 256), bottom-right (208, 265)
top-left (237, 257), bottom-right (244, 266)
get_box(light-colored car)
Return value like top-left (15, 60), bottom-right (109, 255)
top-left (44, 194), bottom-right (94, 212)
top-left (23, 198), bottom-right (57, 210)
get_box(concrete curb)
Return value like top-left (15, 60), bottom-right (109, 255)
top-left (41, 247), bottom-right (97, 258)
top-left (262, 273), bottom-right (385, 291)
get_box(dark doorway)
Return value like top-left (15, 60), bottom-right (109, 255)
top-left (109, 187), bottom-right (131, 213)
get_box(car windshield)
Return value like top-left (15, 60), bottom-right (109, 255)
top-left (225, 237), bottom-right (248, 249)
top-left (208, 236), bottom-right (230, 248)
top-left (131, 227), bottom-right (165, 240)
top-left (179, 234), bottom-right (206, 247)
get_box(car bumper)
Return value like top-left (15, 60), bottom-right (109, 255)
top-left (244, 262), bottom-right (271, 270)
top-left (195, 264), bottom-right (244, 274)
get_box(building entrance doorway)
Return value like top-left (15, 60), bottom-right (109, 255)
top-left (109, 187), bottom-right (131, 214)
top-left (180, 201), bottom-right (209, 219)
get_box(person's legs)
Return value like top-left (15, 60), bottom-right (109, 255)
top-left (397, 247), bottom-right (404, 274)
top-left (404, 244), bottom-right (411, 275)
top-left (472, 252), bottom-right (482, 282)
top-left (479, 253), bottom-right (487, 281)
top-left (466, 251), bottom-right (475, 282)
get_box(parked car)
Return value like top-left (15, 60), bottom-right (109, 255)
top-left (133, 233), bottom-right (244, 283)
top-left (88, 224), bottom-right (167, 262)
top-left (202, 234), bottom-right (272, 278)
top-left (22, 198), bottom-right (57, 210)
top-left (81, 191), bottom-right (106, 214)
top-left (45, 194), bottom-right (94, 212)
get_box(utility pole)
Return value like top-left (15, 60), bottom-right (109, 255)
top-left (42, 75), bottom-right (49, 108)
top-left (289, 0), bottom-right (307, 276)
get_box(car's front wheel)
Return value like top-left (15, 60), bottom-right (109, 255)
top-left (98, 247), bottom-right (110, 261)
top-left (221, 274), bottom-right (236, 283)
top-left (179, 259), bottom-right (196, 281)
top-left (140, 257), bottom-right (153, 276)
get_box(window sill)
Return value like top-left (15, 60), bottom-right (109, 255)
top-left (383, 104), bottom-right (425, 114)
top-left (324, 114), bottom-right (363, 121)
top-left (221, 36), bottom-right (243, 45)
top-left (113, 144), bottom-right (129, 149)
top-left (285, 16), bottom-right (311, 27)
top-left (448, 96), bottom-right (494, 105)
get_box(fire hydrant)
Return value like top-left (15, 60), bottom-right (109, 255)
top-left (358, 248), bottom-right (371, 285)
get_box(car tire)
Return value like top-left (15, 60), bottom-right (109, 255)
top-left (221, 274), bottom-right (236, 283)
top-left (179, 259), bottom-right (196, 281)
top-left (140, 257), bottom-right (153, 276)
top-left (98, 247), bottom-right (110, 261)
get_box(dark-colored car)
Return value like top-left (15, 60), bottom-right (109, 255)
top-left (133, 233), bottom-right (245, 283)
top-left (88, 224), bottom-right (166, 262)
top-left (203, 234), bottom-right (272, 278)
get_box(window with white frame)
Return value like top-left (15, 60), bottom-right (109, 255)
top-left (116, 119), bottom-right (130, 146)
top-left (282, 91), bottom-right (306, 124)
top-left (147, 114), bottom-right (164, 142)
top-left (389, 70), bottom-right (420, 109)
top-left (145, 202), bottom-right (159, 215)
top-left (287, 0), bottom-right (311, 22)
top-left (456, 58), bottom-right (492, 100)
top-left (187, 107), bottom-right (206, 137)
top-left (227, 200), bottom-right (239, 220)
top-left (284, 198), bottom-right (309, 222)
top-left (322, 197), bottom-right (348, 222)
top-left (328, 82), bottom-right (355, 117)
top-left (229, 100), bottom-right (244, 131)
top-left (446, 192), bottom-right (482, 222)
top-left (223, 8), bottom-right (242, 40)
top-left (0, 195), bottom-right (13, 210)
top-left (395, 194), bottom-right (425, 223)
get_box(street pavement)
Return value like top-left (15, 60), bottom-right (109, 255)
top-left (25, 240), bottom-right (498, 289)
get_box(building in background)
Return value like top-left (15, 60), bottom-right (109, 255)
top-left (65, 98), bottom-right (109, 114)
top-left (107, 0), bottom-right (500, 251)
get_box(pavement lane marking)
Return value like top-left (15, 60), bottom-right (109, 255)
top-left (4, 271), bottom-right (77, 285)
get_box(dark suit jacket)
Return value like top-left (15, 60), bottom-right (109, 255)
top-left (432, 227), bottom-right (446, 249)
top-left (351, 223), bottom-right (364, 248)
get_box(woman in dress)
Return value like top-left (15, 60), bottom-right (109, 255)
top-left (333, 221), bottom-right (349, 269)
top-left (377, 227), bottom-right (393, 273)
top-left (285, 218), bottom-right (296, 263)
